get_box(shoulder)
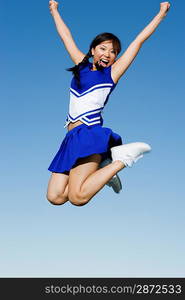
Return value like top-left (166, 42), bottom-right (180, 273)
top-left (104, 65), bottom-right (117, 85)
top-left (110, 62), bottom-right (122, 84)
top-left (79, 62), bottom-right (91, 72)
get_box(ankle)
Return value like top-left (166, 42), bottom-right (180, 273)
top-left (112, 160), bottom-right (125, 169)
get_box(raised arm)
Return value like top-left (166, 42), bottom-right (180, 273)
top-left (111, 2), bottom-right (171, 83)
top-left (49, 1), bottom-right (85, 64)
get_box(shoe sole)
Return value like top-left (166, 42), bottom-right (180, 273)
top-left (99, 158), bottom-right (122, 193)
top-left (107, 174), bottom-right (122, 193)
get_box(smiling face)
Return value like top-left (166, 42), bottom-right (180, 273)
top-left (91, 40), bottom-right (117, 70)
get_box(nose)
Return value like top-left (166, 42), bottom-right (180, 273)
top-left (104, 51), bottom-right (110, 57)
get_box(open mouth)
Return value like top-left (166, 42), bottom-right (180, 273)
top-left (99, 59), bottom-right (109, 67)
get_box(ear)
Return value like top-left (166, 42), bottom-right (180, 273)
top-left (91, 48), bottom-right (95, 56)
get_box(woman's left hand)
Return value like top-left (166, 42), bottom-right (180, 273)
top-left (159, 2), bottom-right (171, 17)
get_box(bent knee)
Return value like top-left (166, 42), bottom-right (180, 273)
top-left (68, 192), bottom-right (89, 207)
top-left (46, 193), bottom-right (67, 205)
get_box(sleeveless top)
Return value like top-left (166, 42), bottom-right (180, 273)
top-left (64, 62), bottom-right (116, 128)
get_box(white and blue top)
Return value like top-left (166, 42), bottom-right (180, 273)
top-left (64, 62), bottom-right (116, 127)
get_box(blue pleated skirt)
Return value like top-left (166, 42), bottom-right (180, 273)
top-left (48, 123), bottom-right (122, 174)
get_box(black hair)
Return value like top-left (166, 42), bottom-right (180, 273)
top-left (67, 32), bottom-right (121, 86)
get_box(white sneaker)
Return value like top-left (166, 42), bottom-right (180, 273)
top-left (111, 142), bottom-right (151, 167)
top-left (99, 158), bottom-right (122, 193)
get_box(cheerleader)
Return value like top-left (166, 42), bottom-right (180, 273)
top-left (47, 1), bottom-right (170, 206)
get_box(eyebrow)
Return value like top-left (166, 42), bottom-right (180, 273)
top-left (100, 44), bottom-right (114, 50)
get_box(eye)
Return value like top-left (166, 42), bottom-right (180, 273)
top-left (100, 47), bottom-right (105, 50)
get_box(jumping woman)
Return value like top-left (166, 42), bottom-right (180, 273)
top-left (47, 1), bottom-right (170, 206)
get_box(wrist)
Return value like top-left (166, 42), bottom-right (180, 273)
top-left (157, 11), bottom-right (166, 19)
top-left (51, 9), bottom-right (59, 17)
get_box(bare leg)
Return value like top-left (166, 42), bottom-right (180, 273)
top-left (46, 172), bottom-right (69, 205)
top-left (68, 154), bottom-right (125, 206)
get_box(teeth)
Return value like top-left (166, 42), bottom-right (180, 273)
top-left (101, 59), bottom-right (109, 64)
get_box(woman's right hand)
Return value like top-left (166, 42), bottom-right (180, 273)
top-left (49, 0), bottom-right (59, 16)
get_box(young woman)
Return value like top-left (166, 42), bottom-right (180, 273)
top-left (47, 1), bottom-right (170, 206)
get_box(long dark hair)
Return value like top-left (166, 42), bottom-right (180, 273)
top-left (67, 32), bottom-right (121, 86)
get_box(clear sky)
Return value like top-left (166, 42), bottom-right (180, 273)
top-left (1, 0), bottom-right (185, 277)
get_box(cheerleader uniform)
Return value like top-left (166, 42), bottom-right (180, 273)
top-left (48, 62), bottom-right (122, 174)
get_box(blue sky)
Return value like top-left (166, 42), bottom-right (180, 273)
top-left (1, 0), bottom-right (185, 277)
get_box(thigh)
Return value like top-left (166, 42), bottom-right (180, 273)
top-left (47, 172), bottom-right (69, 198)
top-left (68, 154), bottom-right (102, 191)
